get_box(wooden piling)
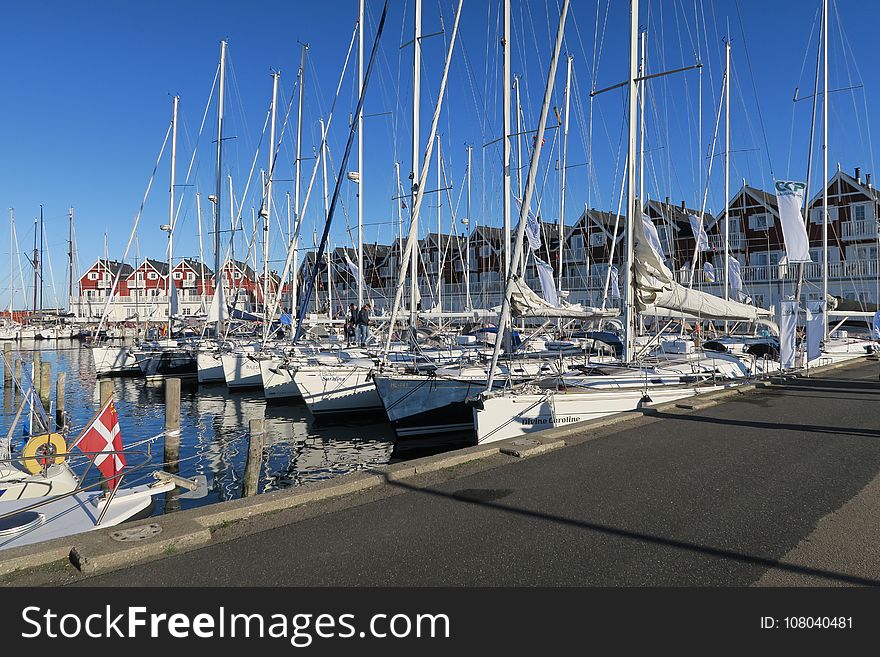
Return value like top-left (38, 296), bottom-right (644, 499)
top-left (55, 371), bottom-right (66, 429)
top-left (164, 377), bottom-right (181, 435)
top-left (14, 359), bottom-right (21, 400)
top-left (32, 350), bottom-right (41, 398)
top-left (99, 379), bottom-right (114, 406)
top-left (2, 343), bottom-right (11, 385)
top-left (243, 419), bottom-right (265, 498)
top-left (39, 361), bottom-right (51, 410)
top-left (163, 378), bottom-right (182, 514)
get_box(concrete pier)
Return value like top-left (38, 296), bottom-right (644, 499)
top-left (5, 358), bottom-right (880, 587)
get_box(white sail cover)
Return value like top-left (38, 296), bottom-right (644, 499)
top-left (633, 209), bottom-right (771, 321)
top-left (510, 278), bottom-right (618, 319)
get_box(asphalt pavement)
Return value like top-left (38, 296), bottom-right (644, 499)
top-left (71, 359), bottom-right (880, 586)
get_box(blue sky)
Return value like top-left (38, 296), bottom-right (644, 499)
top-left (1, 0), bottom-right (876, 309)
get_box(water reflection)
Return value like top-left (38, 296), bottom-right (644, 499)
top-left (1, 343), bottom-right (397, 515)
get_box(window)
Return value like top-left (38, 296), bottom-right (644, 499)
top-left (88, 272), bottom-right (98, 280)
top-left (589, 232), bottom-right (605, 247)
top-left (810, 206), bottom-right (839, 224)
top-left (186, 272), bottom-right (195, 281)
top-left (853, 203), bottom-right (867, 222)
top-left (749, 213), bottom-right (773, 231)
top-left (479, 245), bottom-right (492, 257)
top-left (570, 235), bottom-right (584, 251)
top-left (173, 271), bottom-right (182, 280)
top-left (148, 272), bottom-right (157, 280)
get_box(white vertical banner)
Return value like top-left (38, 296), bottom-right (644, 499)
top-left (169, 280), bottom-right (179, 316)
top-left (728, 256), bottom-right (743, 299)
top-left (774, 180), bottom-right (812, 263)
top-left (534, 256), bottom-right (559, 307)
top-left (703, 262), bottom-right (716, 283)
top-left (779, 300), bottom-right (799, 369)
top-left (873, 310), bottom-right (880, 340)
top-left (640, 214), bottom-right (666, 260)
top-left (344, 252), bottom-right (366, 291)
top-left (806, 300), bottom-right (825, 362)
top-left (609, 265), bottom-right (620, 300)
top-left (688, 213), bottom-right (710, 251)
top-left (514, 197), bottom-right (542, 251)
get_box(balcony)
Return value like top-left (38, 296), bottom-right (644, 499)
top-left (841, 219), bottom-right (880, 241)
top-left (707, 233), bottom-right (746, 252)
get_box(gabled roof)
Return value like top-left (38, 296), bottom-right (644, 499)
top-left (78, 259), bottom-right (133, 282)
top-left (174, 258), bottom-right (213, 277)
top-left (807, 169), bottom-right (880, 207)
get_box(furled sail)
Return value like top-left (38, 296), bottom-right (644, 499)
top-left (510, 278), bottom-right (619, 320)
top-left (633, 213), bottom-right (771, 321)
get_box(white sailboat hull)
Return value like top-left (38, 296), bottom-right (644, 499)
top-left (0, 479), bottom-right (175, 551)
top-left (474, 379), bottom-right (726, 444)
top-left (293, 365), bottom-right (381, 414)
top-left (91, 345), bottom-right (141, 376)
top-left (197, 350), bottom-right (225, 383)
top-left (222, 352), bottom-right (264, 389)
top-left (261, 357), bottom-right (301, 400)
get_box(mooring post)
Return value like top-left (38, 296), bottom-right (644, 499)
top-left (2, 343), bottom-right (11, 385)
top-left (243, 418), bottom-right (265, 498)
top-left (164, 377), bottom-right (181, 436)
top-left (39, 361), bottom-right (51, 410)
top-left (14, 359), bottom-right (21, 400)
top-left (99, 379), bottom-right (114, 406)
top-left (32, 350), bottom-right (41, 399)
top-left (55, 371), bottom-right (66, 430)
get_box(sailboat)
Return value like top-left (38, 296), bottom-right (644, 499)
top-left (471, 0), bottom-right (777, 445)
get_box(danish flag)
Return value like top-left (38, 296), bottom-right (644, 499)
top-left (74, 398), bottom-right (127, 489)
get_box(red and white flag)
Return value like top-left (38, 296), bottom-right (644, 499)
top-left (74, 398), bottom-right (127, 488)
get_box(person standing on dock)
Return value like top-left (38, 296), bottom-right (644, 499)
top-left (356, 303), bottom-right (372, 347)
top-left (345, 303), bottom-right (357, 346)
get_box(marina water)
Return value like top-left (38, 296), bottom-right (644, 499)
top-left (1, 341), bottom-right (398, 515)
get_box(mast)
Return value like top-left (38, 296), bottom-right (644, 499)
top-left (623, 0), bottom-right (638, 361)
top-left (514, 75), bottom-right (525, 276)
top-left (724, 38), bottom-right (730, 307)
top-left (822, 0), bottom-right (829, 339)
top-left (486, 0), bottom-right (569, 389)
top-left (409, 0), bottom-right (422, 324)
top-left (68, 208), bottom-right (74, 309)
top-left (320, 118), bottom-right (331, 315)
top-left (502, 0), bottom-right (511, 285)
top-left (8, 208), bottom-right (13, 318)
top-left (465, 144), bottom-right (472, 311)
top-left (638, 32), bottom-right (646, 207)
top-left (196, 192), bottom-right (204, 309)
top-left (167, 94), bottom-right (179, 339)
top-left (436, 134), bottom-right (442, 313)
top-left (263, 71), bottom-right (280, 336)
top-left (214, 40), bottom-right (227, 332)
top-left (357, 0), bottom-right (365, 308)
top-left (558, 55), bottom-right (572, 294)
top-left (292, 43), bottom-right (308, 320)
top-left (39, 205), bottom-right (43, 312)
top-left (32, 215), bottom-right (38, 312)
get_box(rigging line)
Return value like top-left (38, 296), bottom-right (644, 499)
top-left (734, 0), bottom-right (774, 180)
top-left (94, 121), bottom-right (173, 338)
top-left (295, 0), bottom-right (390, 341)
